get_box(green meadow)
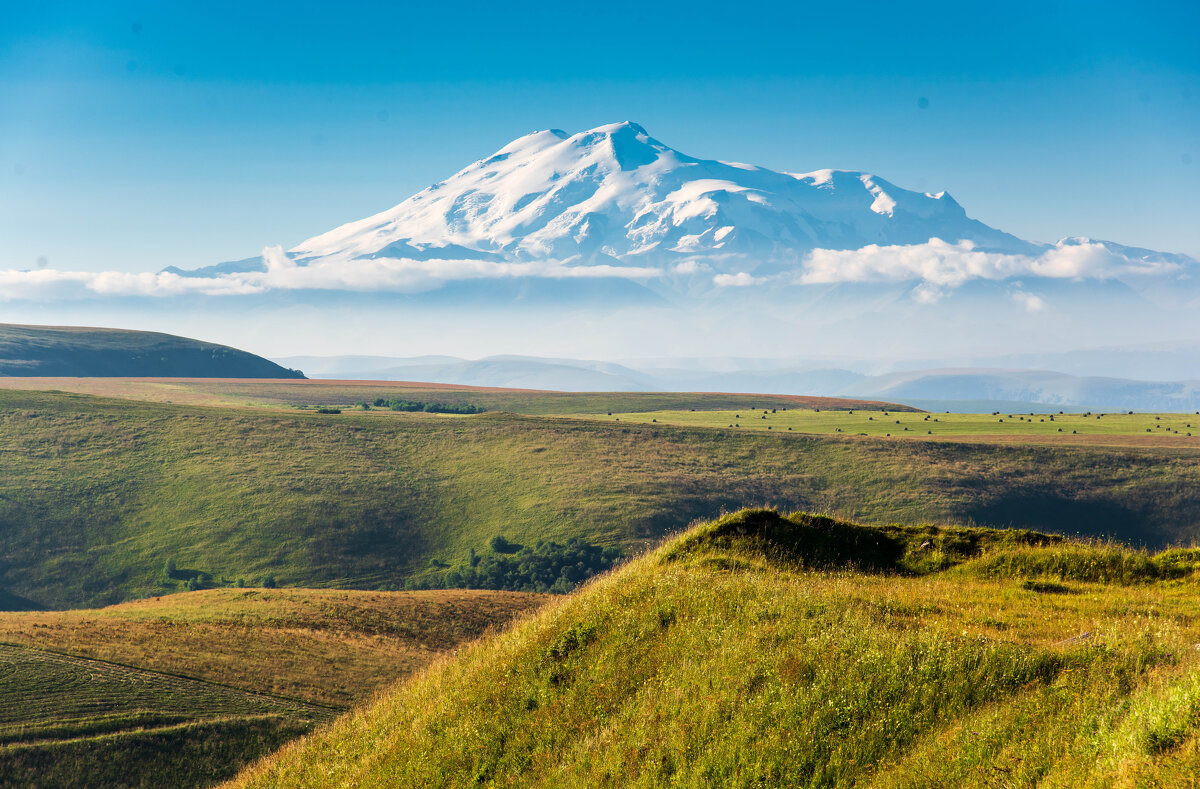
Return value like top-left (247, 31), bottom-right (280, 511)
top-left (6, 387), bottom-right (1200, 609)
top-left (568, 406), bottom-right (1200, 444)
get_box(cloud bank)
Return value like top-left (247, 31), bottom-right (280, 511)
top-left (797, 238), bottom-right (1180, 288)
top-left (0, 248), bottom-right (664, 301)
top-left (0, 239), bottom-right (1186, 302)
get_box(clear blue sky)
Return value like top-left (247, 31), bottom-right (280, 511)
top-left (3, 0), bottom-right (1198, 273)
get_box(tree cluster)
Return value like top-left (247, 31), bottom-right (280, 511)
top-left (370, 397), bottom-right (486, 414)
top-left (407, 537), bottom-right (621, 594)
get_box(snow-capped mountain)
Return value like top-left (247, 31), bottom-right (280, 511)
top-left (285, 121), bottom-right (1039, 273)
top-left (170, 121), bottom-right (1193, 294)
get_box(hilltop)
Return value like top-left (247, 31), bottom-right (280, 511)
top-left (231, 509), bottom-right (1200, 787)
top-left (0, 324), bottom-right (304, 378)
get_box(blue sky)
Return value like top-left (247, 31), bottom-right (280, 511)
top-left (2, 0), bottom-right (1198, 274)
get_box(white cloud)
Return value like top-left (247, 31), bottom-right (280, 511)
top-left (712, 271), bottom-right (766, 287)
top-left (0, 251), bottom-right (664, 302)
top-left (1011, 289), bottom-right (1047, 312)
top-left (671, 259), bottom-right (711, 275)
top-left (798, 238), bottom-right (1181, 289)
top-left (0, 237), bottom-right (1184, 303)
top-left (910, 282), bottom-right (946, 304)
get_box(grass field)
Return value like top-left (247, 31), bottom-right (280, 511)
top-left (0, 376), bottom-right (912, 413)
top-left (6, 387), bottom-right (1200, 609)
top-left (0, 586), bottom-right (547, 788)
top-left (230, 509), bottom-right (1200, 788)
top-left (569, 407), bottom-right (1200, 448)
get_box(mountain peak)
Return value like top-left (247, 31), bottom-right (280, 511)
top-left (285, 122), bottom-right (1042, 270)
top-left (585, 120), bottom-right (650, 137)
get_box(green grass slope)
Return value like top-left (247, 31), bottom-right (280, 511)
top-left (231, 509), bottom-right (1200, 788)
top-left (0, 642), bottom-right (332, 789)
top-left (6, 388), bottom-right (1200, 609)
top-left (0, 323), bottom-right (304, 378)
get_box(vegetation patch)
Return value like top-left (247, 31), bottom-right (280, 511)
top-left (369, 397), bottom-right (485, 414)
top-left (973, 543), bottom-right (1200, 584)
top-left (663, 509), bottom-right (1060, 576)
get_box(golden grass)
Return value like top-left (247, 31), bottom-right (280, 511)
top-left (227, 511), bottom-right (1200, 788)
top-left (0, 588), bottom-right (549, 707)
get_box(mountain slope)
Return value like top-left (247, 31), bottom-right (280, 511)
top-left (231, 509), bottom-right (1200, 788)
top-left (0, 324), bottom-right (304, 378)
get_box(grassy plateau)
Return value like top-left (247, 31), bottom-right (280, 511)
top-left (230, 508), bottom-right (1200, 788)
top-left (5, 385), bottom-right (1200, 609)
top-left (571, 406), bottom-right (1200, 447)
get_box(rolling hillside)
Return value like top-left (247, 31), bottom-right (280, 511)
top-left (0, 642), bottom-right (331, 789)
top-left (231, 509), bottom-right (1200, 787)
top-left (4, 388), bottom-right (1200, 609)
top-left (0, 587), bottom-right (546, 788)
top-left (0, 324), bottom-right (304, 378)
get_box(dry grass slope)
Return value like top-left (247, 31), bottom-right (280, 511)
top-left (0, 588), bottom-right (549, 706)
top-left (0, 587), bottom-right (549, 788)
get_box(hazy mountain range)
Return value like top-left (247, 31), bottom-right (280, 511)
top-left (278, 352), bottom-right (1200, 412)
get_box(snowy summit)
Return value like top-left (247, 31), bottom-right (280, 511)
top-left (172, 122), bottom-right (1193, 290)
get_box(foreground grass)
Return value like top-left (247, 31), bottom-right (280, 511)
top-left (5, 389), bottom-right (1200, 608)
top-left (231, 510), bottom-right (1200, 788)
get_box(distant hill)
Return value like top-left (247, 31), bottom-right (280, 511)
top-left (276, 353), bottom-right (1200, 411)
top-left (0, 324), bottom-right (304, 378)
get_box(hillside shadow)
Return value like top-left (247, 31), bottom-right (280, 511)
top-left (966, 493), bottom-right (1154, 546)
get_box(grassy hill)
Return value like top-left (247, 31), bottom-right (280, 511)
top-left (0, 324), bottom-right (304, 378)
top-left (5, 388), bottom-right (1200, 609)
top-left (231, 509), bottom-right (1200, 788)
top-left (0, 587), bottom-right (546, 788)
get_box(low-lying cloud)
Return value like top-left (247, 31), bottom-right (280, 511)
top-left (797, 238), bottom-right (1180, 288)
top-left (0, 247), bottom-right (664, 301)
top-left (0, 238), bottom-right (1187, 302)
